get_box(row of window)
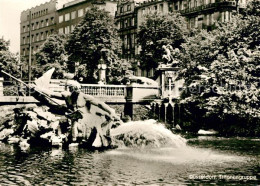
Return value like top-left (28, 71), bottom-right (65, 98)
top-left (140, 3), bottom-right (164, 15)
top-left (121, 33), bottom-right (136, 50)
top-left (58, 25), bottom-right (76, 34)
top-left (22, 29), bottom-right (54, 45)
top-left (59, 7), bottom-right (90, 23)
top-left (22, 46), bottom-right (39, 56)
top-left (22, 17), bottom-right (55, 33)
top-left (119, 17), bottom-right (135, 29)
top-left (119, 4), bottom-right (131, 13)
top-left (188, 11), bottom-right (231, 28)
top-left (27, 8), bottom-right (48, 20)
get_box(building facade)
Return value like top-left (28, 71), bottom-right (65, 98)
top-left (20, 0), bottom-right (248, 78)
top-left (20, 0), bottom-right (117, 65)
top-left (57, 0), bottom-right (117, 35)
top-left (20, 0), bottom-right (57, 65)
top-left (115, 0), bottom-right (138, 61)
top-left (115, 0), bottom-right (247, 77)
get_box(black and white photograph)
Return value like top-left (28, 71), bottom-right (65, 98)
top-left (0, 0), bottom-right (259, 185)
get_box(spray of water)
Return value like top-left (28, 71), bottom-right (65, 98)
top-left (111, 119), bottom-right (186, 148)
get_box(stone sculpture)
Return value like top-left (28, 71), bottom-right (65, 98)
top-left (31, 79), bottom-right (122, 149)
top-left (0, 68), bottom-right (122, 150)
top-left (162, 44), bottom-right (180, 67)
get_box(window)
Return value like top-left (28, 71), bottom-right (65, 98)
top-left (131, 17), bottom-right (135, 26)
top-left (23, 26), bottom-right (26, 32)
top-left (78, 9), bottom-right (84, 17)
top-left (59, 15), bottom-right (63, 23)
top-left (124, 35), bottom-right (127, 49)
top-left (154, 5), bottom-right (158, 12)
top-left (206, 14), bottom-right (210, 25)
top-left (71, 11), bottom-right (76, 19)
top-left (127, 5), bottom-right (131, 11)
top-left (71, 25), bottom-right (75, 32)
top-left (131, 34), bottom-right (135, 47)
top-left (142, 8), bottom-right (145, 15)
top-left (41, 32), bottom-right (44, 40)
top-left (59, 28), bottom-right (63, 34)
top-left (36, 34), bottom-right (39, 41)
top-left (27, 25), bottom-right (30, 32)
top-left (36, 22), bottom-right (39, 29)
top-left (31, 35), bottom-right (34, 42)
top-left (50, 29), bottom-right (54, 34)
top-left (195, 17), bottom-right (198, 28)
top-left (51, 17), bottom-right (54, 24)
top-left (46, 19), bottom-right (49, 26)
top-left (23, 37), bottom-right (25, 44)
top-left (65, 26), bottom-right (70, 34)
top-left (41, 20), bottom-right (44, 27)
top-left (32, 23), bottom-right (34, 30)
top-left (120, 7), bottom-right (123, 13)
top-left (160, 4), bottom-right (164, 11)
top-left (125, 19), bottom-right (128, 27)
top-left (23, 49), bottom-right (25, 56)
top-left (27, 36), bottom-right (30, 44)
top-left (225, 11), bottom-right (229, 22)
top-left (169, 3), bottom-right (173, 12)
top-left (45, 31), bottom-right (49, 38)
top-left (65, 13), bottom-right (70, 21)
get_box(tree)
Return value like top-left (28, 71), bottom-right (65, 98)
top-left (35, 34), bottom-right (68, 79)
top-left (0, 37), bottom-right (21, 78)
top-left (137, 12), bottom-right (188, 70)
top-left (66, 7), bottom-right (129, 83)
top-left (178, 1), bottom-right (260, 136)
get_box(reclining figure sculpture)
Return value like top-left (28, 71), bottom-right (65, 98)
top-left (29, 70), bottom-right (122, 149)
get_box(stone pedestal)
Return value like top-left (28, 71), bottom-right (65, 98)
top-left (156, 65), bottom-right (184, 100)
top-left (98, 64), bottom-right (107, 84)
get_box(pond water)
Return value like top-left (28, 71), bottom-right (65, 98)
top-left (0, 136), bottom-right (259, 185)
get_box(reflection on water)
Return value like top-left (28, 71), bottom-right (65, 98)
top-left (0, 137), bottom-right (259, 185)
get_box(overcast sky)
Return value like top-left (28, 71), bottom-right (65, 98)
top-left (0, 0), bottom-right (51, 53)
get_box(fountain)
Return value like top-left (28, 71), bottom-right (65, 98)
top-left (111, 119), bottom-right (186, 148)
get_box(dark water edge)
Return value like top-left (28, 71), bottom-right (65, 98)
top-left (0, 136), bottom-right (259, 185)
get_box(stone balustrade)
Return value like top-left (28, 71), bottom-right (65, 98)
top-left (81, 84), bottom-right (127, 98)
top-left (0, 78), bottom-right (160, 104)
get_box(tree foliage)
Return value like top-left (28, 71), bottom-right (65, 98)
top-left (35, 34), bottom-right (68, 79)
top-left (0, 37), bottom-right (21, 79)
top-left (137, 12), bottom-right (188, 70)
top-left (66, 7), bottom-right (129, 83)
top-left (178, 1), bottom-right (260, 135)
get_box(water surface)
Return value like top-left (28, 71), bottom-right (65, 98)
top-left (0, 136), bottom-right (259, 185)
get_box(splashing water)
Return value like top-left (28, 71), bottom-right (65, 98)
top-left (111, 119), bottom-right (187, 148)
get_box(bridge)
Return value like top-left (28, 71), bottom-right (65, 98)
top-left (0, 79), bottom-right (159, 104)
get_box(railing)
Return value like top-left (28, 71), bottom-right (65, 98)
top-left (0, 78), bottom-right (159, 103)
top-left (48, 80), bottom-right (127, 98)
top-left (81, 84), bottom-right (127, 97)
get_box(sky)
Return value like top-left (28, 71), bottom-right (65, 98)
top-left (0, 0), bottom-right (52, 53)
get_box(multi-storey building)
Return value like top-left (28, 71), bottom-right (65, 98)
top-left (20, 0), bottom-right (118, 64)
top-left (115, 0), bottom-right (138, 61)
top-left (115, 0), bottom-right (247, 77)
top-left (20, 0), bottom-right (57, 65)
top-left (57, 0), bottom-right (118, 35)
